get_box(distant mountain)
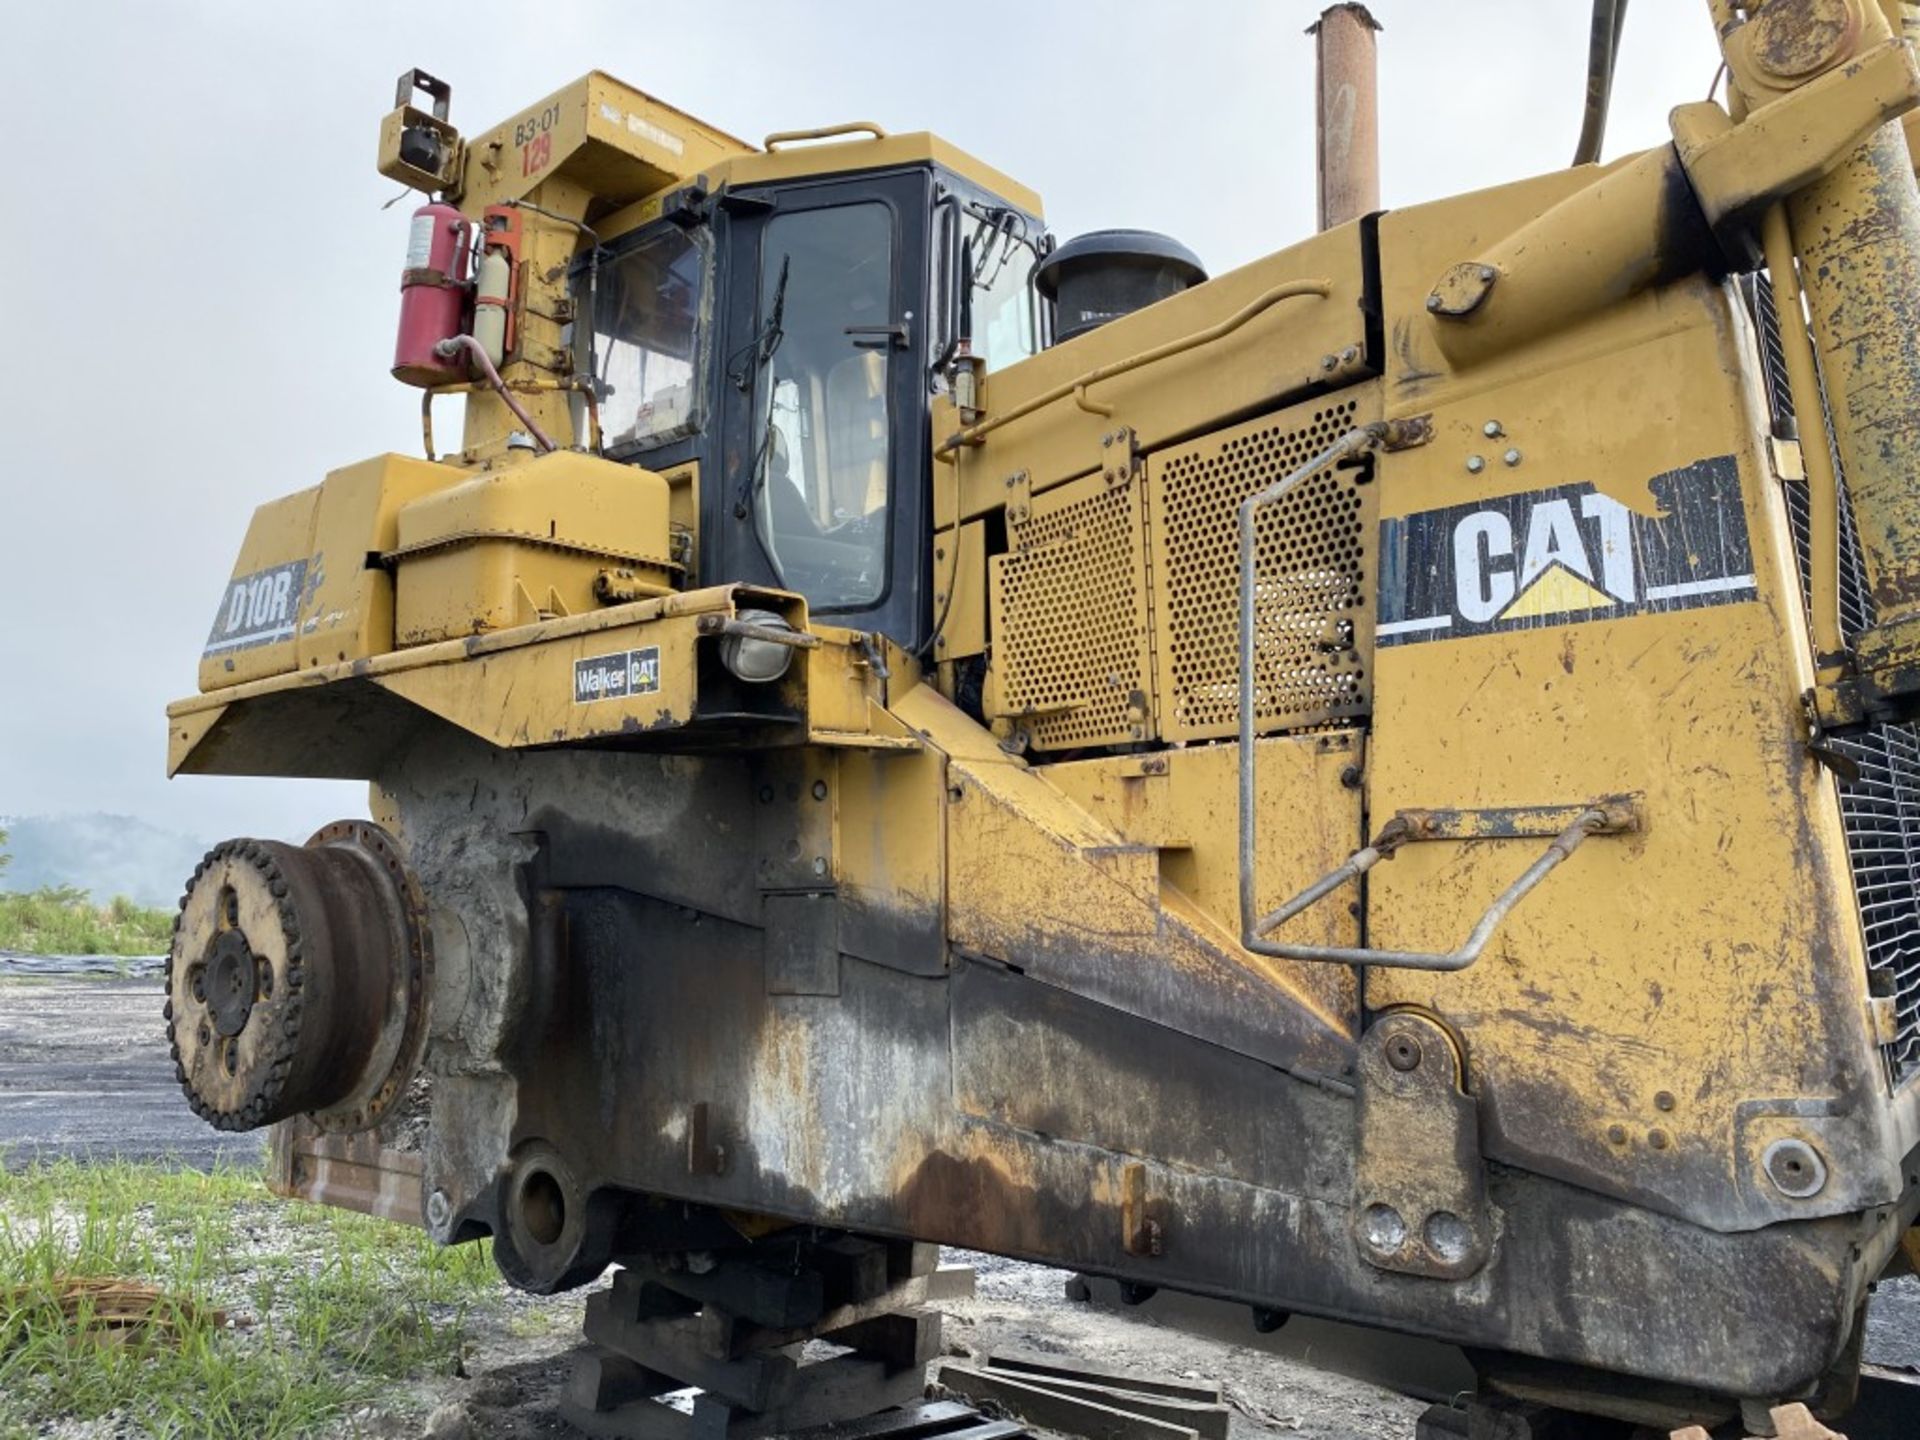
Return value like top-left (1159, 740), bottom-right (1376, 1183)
top-left (0, 813), bottom-right (213, 909)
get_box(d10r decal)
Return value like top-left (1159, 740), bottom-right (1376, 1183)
top-left (1375, 454), bottom-right (1755, 647)
top-left (204, 559), bottom-right (309, 656)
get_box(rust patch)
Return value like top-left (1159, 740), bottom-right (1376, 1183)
top-left (1747, 0), bottom-right (1859, 83)
top-left (891, 1148), bottom-right (1062, 1259)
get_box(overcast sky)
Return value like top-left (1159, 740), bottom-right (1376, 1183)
top-left (0, 2), bottom-right (1722, 846)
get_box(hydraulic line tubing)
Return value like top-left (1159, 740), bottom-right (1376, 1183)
top-left (434, 334), bottom-right (558, 453)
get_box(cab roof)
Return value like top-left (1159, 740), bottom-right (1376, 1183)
top-left (597, 126), bottom-right (1044, 244)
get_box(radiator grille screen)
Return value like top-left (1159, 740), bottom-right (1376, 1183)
top-left (1749, 274), bottom-right (1920, 1083)
top-left (989, 470), bottom-right (1152, 751)
top-left (1149, 397), bottom-right (1370, 740)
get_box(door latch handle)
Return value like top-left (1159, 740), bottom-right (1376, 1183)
top-left (844, 323), bottom-right (909, 350)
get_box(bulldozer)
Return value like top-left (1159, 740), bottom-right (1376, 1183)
top-left (161, 0), bottom-right (1920, 1430)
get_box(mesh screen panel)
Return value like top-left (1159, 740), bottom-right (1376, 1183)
top-left (990, 470), bottom-right (1152, 751)
top-left (1748, 274), bottom-right (1920, 1083)
top-left (1150, 397), bottom-right (1371, 740)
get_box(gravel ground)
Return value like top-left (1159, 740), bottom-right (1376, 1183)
top-left (0, 977), bottom-right (262, 1170)
top-left (2, 976), bottom-right (1916, 1438)
top-left (938, 1253), bottom-right (1426, 1440)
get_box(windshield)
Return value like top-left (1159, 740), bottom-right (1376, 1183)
top-left (749, 202), bottom-right (895, 611)
top-left (584, 224), bottom-right (711, 452)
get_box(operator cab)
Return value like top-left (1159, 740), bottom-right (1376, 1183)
top-left (577, 145), bottom-right (1046, 648)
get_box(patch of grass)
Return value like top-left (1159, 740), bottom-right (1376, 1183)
top-left (0, 1159), bottom-right (504, 1438)
top-left (0, 886), bottom-right (174, 956)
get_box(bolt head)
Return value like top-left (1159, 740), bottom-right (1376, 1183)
top-left (1466, 455), bottom-right (1486, 474)
top-left (1478, 265), bottom-right (1497, 283)
top-left (1425, 294), bottom-right (1442, 312)
top-left (1385, 1035), bottom-right (1423, 1072)
top-left (1483, 420), bottom-right (1503, 438)
top-left (1503, 448), bottom-right (1523, 467)
top-left (1763, 1138), bottom-right (1828, 1198)
top-left (1361, 1203), bottom-right (1407, 1252)
top-left (1424, 1210), bottom-right (1471, 1265)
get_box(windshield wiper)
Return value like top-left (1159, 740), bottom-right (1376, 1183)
top-left (727, 253), bottom-right (790, 393)
top-left (971, 210), bottom-right (1022, 290)
top-left (733, 254), bottom-right (792, 537)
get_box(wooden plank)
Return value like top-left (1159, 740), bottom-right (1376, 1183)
top-left (814, 1236), bottom-right (892, 1305)
top-left (926, 1265), bottom-right (977, 1301)
top-left (935, 1365), bottom-right (1198, 1440)
top-left (824, 1311), bottom-right (943, 1371)
top-left (733, 1280), bottom-right (938, 1356)
top-left (786, 1399), bottom-right (986, 1440)
top-left (584, 1290), bottom-right (795, 1410)
top-left (617, 1258), bottom-right (825, 1329)
top-left (887, 1240), bottom-right (941, 1280)
top-left (717, 1355), bottom-right (927, 1439)
top-left (559, 1393), bottom-right (699, 1440)
top-left (938, 1423), bottom-right (1027, 1440)
top-left (985, 1352), bottom-right (1221, 1404)
top-left (567, 1347), bottom-right (680, 1412)
top-left (564, 1355), bottom-right (934, 1440)
top-left (979, 1371), bottom-right (1228, 1440)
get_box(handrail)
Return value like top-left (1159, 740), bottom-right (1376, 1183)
top-left (764, 121), bottom-right (889, 150)
top-left (1230, 421), bottom-right (1632, 972)
top-left (1238, 424), bottom-right (1386, 946)
top-left (1245, 807), bottom-right (1614, 972)
top-left (937, 278), bottom-right (1333, 456)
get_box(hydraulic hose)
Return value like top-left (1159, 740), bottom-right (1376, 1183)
top-left (1573, 0), bottom-right (1630, 166)
top-left (433, 334), bottom-right (558, 453)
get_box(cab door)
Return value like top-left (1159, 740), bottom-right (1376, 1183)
top-left (712, 172), bottom-right (933, 646)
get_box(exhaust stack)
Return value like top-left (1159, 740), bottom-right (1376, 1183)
top-left (1309, 3), bottom-right (1381, 231)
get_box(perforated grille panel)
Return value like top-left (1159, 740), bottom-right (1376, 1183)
top-left (1748, 273), bottom-right (1920, 1083)
top-left (1149, 397), bottom-right (1372, 740)
top-left (989, 470), bottom-right (1152, 751)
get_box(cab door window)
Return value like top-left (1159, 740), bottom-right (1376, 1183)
top-left (748, 202), bottom-right (894, 611)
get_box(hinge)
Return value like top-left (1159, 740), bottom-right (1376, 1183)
top-left (1868, 995), bottom-right (1900, 1048)
top-left (1352, 1012), bottom-right (1492, 1280)
top-left (1099, 426), bottom-right (1140, 486)
top-left (1770, 435), bottom-right (1807, 482)
top-left (1868, 966), bottom-right (1900, 1048)
top-left (1130, 430), bottom-right (1161, 741)
top-left (1003, 470), bottom-right (1032, 529)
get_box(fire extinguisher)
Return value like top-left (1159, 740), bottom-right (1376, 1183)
top-left (472, 206), bottom-right (524, 368)
top-left (391, 202), bottom-right (472, 388)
